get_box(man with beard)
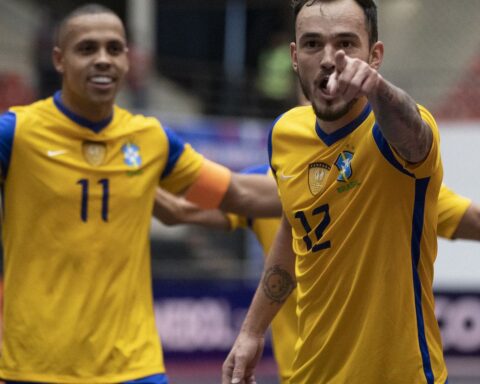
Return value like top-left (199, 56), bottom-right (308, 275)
top-left (222, 0), bottom-right (449, 383)
top-left (153, 178), bottom-right (478, 383)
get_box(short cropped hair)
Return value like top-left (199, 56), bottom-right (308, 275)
top-left (291, 0), bottom-right (378, 46)
top-left (56, 3), bottom-right (121, 46)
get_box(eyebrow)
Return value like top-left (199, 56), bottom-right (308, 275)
top-left (299, 31), bottom-right (360, 41)
top-left (74, 38), bottom-right (126, 46)
top-left (334, 32), bottom-right (361, 40)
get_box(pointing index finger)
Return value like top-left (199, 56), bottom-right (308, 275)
top-left (334, 50), bottom-right (347, 74)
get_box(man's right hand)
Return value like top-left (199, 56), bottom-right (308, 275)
top-left (222, 331), bottom-right (265, 384)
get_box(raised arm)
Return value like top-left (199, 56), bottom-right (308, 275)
top-left (328, 50), bottom-right (432, 163)
top-left (222, 214), bottom-right (296, 384)
top-left (368, 77), bottom-right (432, 163)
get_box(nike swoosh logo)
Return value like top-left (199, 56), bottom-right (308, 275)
top-left (47, 150), bottom-right (68, 157)
top-left (279, 173), bottom-right (296, 180)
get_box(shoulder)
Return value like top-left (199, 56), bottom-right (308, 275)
top-left (274, 105), bottom-right (315, 128)
top-left (114, 106), bottom-right (163, 129)
top-left (9, 97), bottom-right (53, 117)
top-left (270, 105), bottom-right (316, 145)
top-left (113, 106), bottom-right (171, 140)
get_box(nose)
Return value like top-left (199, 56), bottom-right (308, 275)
top-left (94, 48), bottom-right (112, 69)
top-left (320, 45), bottom-right (335, 74)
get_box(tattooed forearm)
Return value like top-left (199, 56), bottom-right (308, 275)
top-left (370, 79), bottom-right (432, 163)
top-left (262, 264), bottom-right (296, 304)
top-left (375, 84), bottom-right (420, 133)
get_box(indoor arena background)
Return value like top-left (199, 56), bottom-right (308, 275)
top-left (1, 0), bottom-right (479, 383)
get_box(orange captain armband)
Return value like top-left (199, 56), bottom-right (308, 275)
top-left (184, 159), bottom-right (232, 209)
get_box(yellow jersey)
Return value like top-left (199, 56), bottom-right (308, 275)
top-left (269, 104), bottom-right (445, 383)
top-left (0, 92), bottom-right (204, 383)
top-left (230, 170), bottom-right (467, 384)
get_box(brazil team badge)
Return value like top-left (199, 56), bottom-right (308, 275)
top-left (308, 162), bottom-right (330, 195)
top-left (122, 142), bottom-right (142, 168)
top-left (82, 141), bottom-right (107, 166)
top-left (335, 151), bottom-right (354, 182)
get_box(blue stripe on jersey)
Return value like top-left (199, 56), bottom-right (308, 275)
top-left (161, 126), bottom-right (185, 179)
top-left (316, 103), bottom-right (372, 146)
top-left (53, 91), bottom-right (113, 133)
top-left (411, 177), bottom-right (434, 384)
top-left (123, 373), bottom-right (169, 384)
top-left (267, 113), bottom-right (284, 177)
top-left (0, 111), bottom-right (16, 178)
top-left (372, 124), bottom-right (415, 178)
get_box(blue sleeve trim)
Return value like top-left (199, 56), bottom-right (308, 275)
top-left (0, 111), bottom-right (17, 178)
top-left (161, 126), bottom-right (186, 179)
top-left (411, 177), bottom-right (435, 384)
top-left (267, 113), bottom-right (284, 178)
top-left (372, 123), bottom-right (415, 178)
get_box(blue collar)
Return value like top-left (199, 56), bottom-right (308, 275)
top-left (315, 103), bottom-right (372, 146)
top-left (53, 91), bottom-right (113, 133)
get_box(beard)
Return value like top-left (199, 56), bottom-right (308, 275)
top-left (297, 71), bottom-right (357, 122)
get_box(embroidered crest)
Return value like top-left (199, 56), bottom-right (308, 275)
top-left (335, 151), bottom-right (354, 182)
top-left (122, 142), bottom-right (142, 168)
top-left (82, 141), bottom-right (106, 166)
top-left (308, 162), bottom-right (331, 195)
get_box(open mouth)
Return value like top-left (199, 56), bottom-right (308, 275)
top-left (320, 76), bottom-right (329, 91)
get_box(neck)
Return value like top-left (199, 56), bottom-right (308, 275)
top-left (60, 88), bottom-right (113, 122)
top-left (317, 98), bottom-right (368, 134)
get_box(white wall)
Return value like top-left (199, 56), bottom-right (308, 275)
top-left (435, 122), bottom-right (480, 290)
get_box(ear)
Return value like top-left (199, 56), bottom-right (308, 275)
top-left (125, 46), bottom-right (130, 74)
top-left (52, 46), bottom-right (65, 74)
top-left (290, 41), bottom-right (298, 73)
top-left (369, 41), bottom-right (384, 70)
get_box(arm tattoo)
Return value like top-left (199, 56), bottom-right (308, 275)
top-left (374, 83), bottom-right (430, 162)
top-left (262, 264), bottom-right (296, 304)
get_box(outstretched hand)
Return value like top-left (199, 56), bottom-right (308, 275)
top-left (222, 332), bottom-right (265, 384)
top-left (326, 50), bottom-right (383, 103)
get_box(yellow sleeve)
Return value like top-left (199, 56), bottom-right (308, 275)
top-left (437, 184), bottom-right (472, 239)
top-left (159, 143), bottom-right (205, 195)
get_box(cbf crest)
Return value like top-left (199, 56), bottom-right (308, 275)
top-left (122, 142), bottom-right (142, 168)
top-left (308, 162), bottom-right (331, 195)
top-left (82, 141), bottom-right (107, 166)
top-left (335, 151), bottom-right (354, 182)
